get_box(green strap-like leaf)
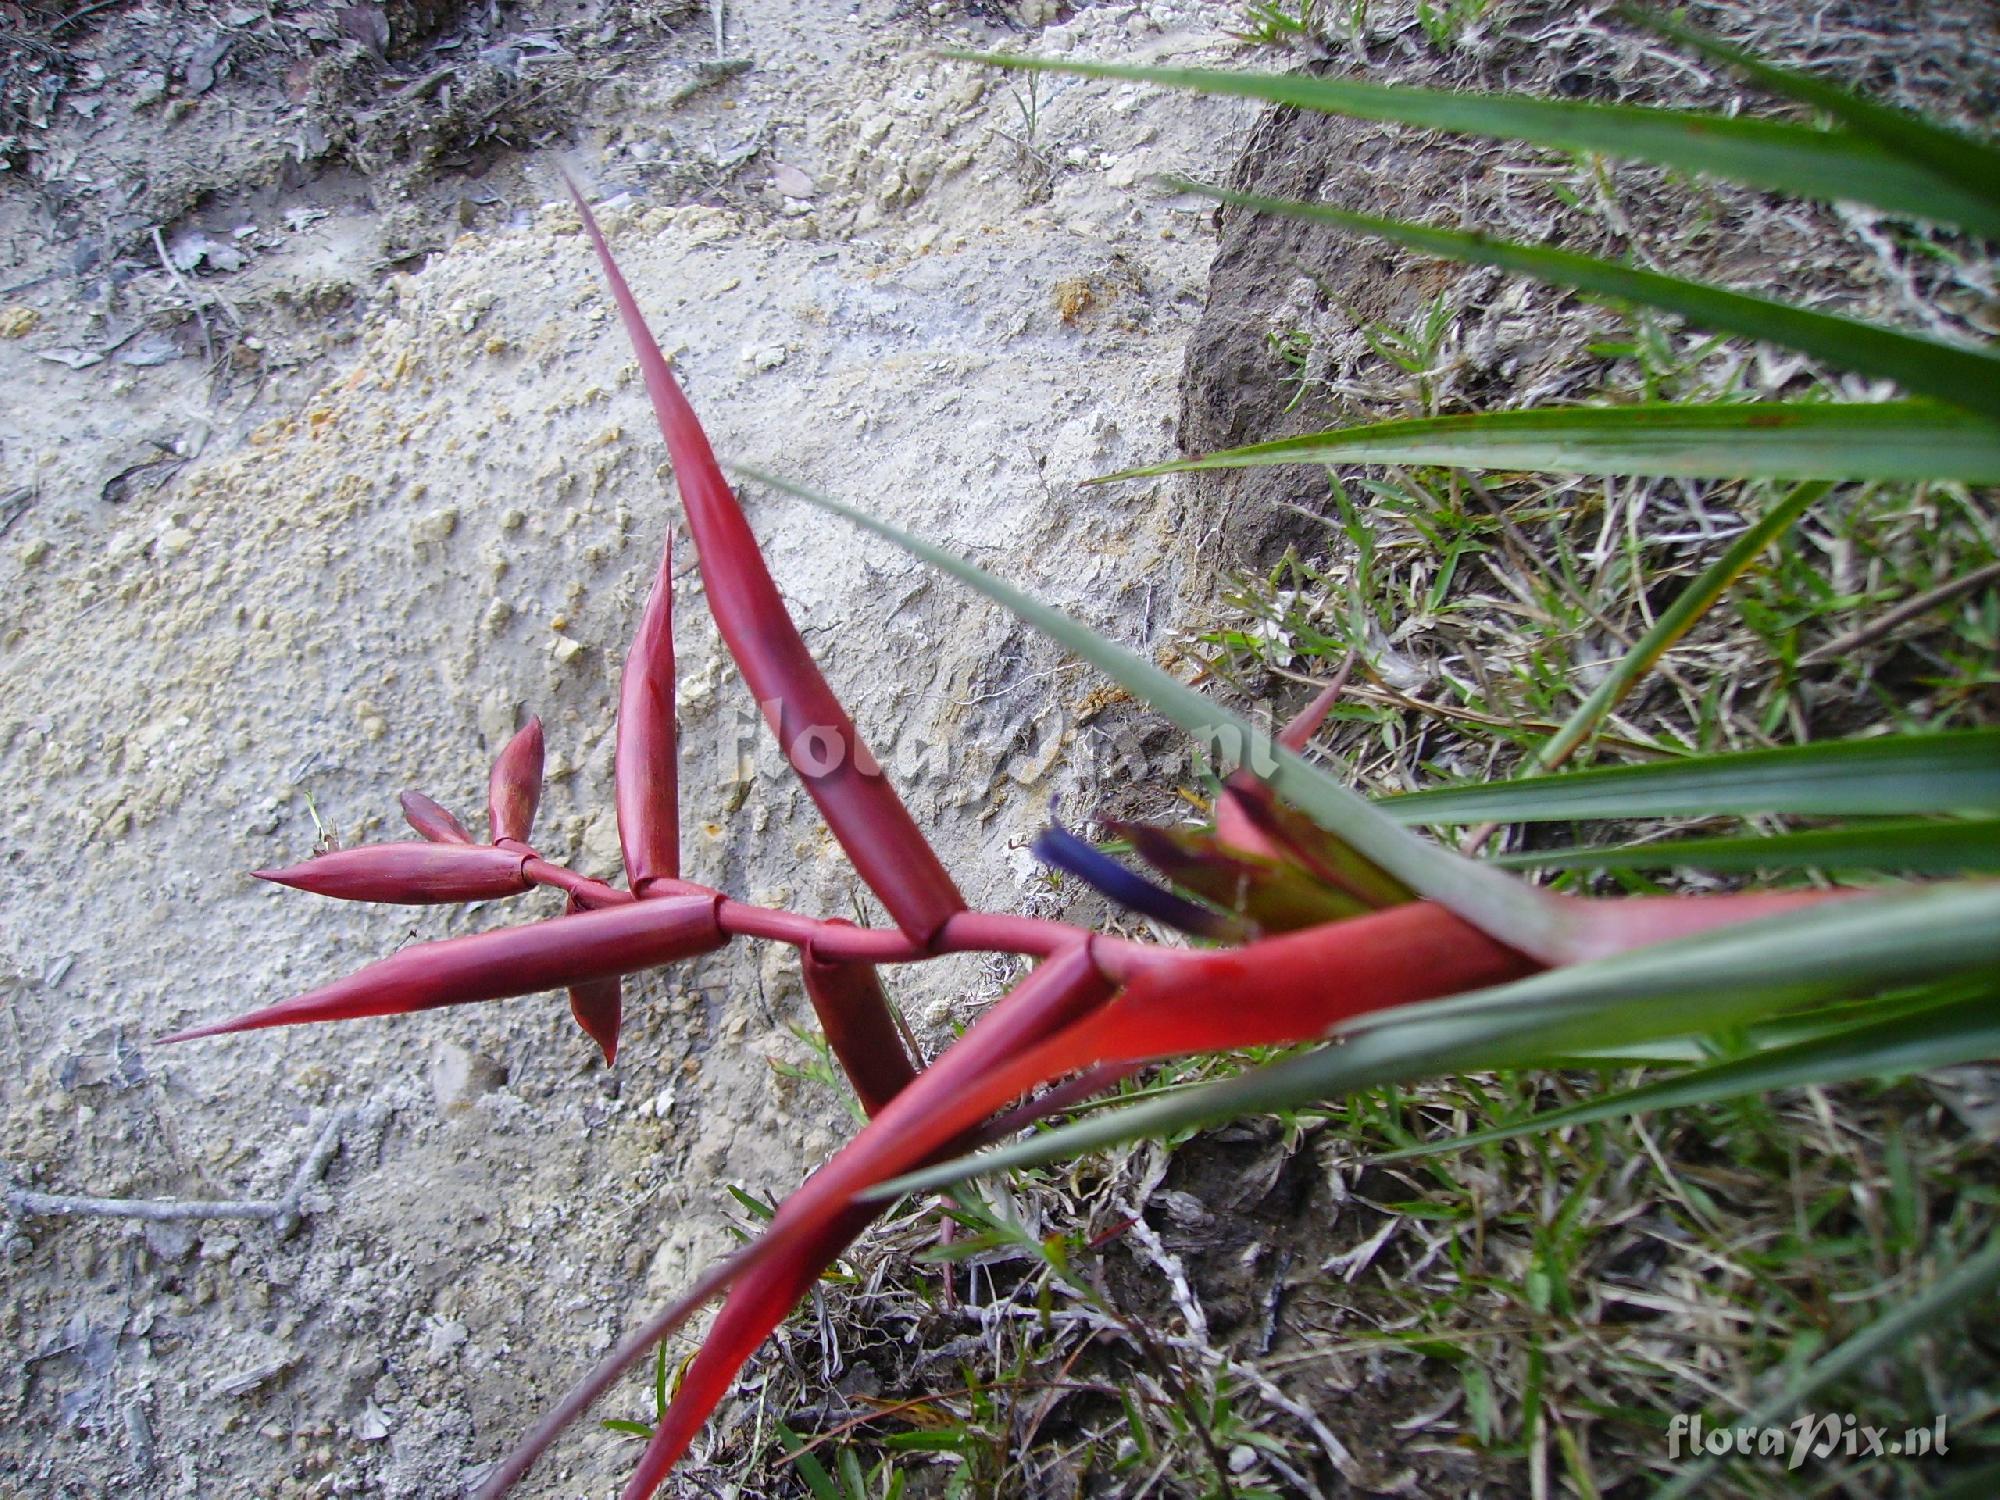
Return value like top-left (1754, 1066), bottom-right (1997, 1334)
top-left (1630, 9), bottom-right (2000, 222)
top-left (1381, 729), bottom-right (2000, 824)
top-left (774, 1425), bottom-right (844, 1500)
top-left (1536, 481), bottom-right (1830, 767)
top-left (738, 465), bottom-right (1573, 961)
top-left (1136, 185), bottom-right (2000, 424)
top-left (1652, 1222), bottom-right (2000, 1500)
top-left (1381, 988), bottom-right (2000, 1159)
top-left (949, 51), bottom-right (2000, 238)
top-left (1102, 401), bottom-right (2000, 484)
top-left (871, 883), bottom-right (2000, 1196)
top-left (1494, 817), bottom-right (2000, 876)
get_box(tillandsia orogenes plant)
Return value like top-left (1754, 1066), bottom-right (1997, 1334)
top-left (164, 15), bottom-right (2000, 1495)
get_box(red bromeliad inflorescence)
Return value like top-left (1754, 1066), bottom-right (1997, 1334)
top-left (163, 183), bottom-right (1857, 1499)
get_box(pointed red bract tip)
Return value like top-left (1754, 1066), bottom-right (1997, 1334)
top-left (616, 538), bottom-right (681, 891)
top-left (255, 843), bottom-right (531, 904)
top-left (489, 717), bottom-right (546, 845)
top-left (569, 977), bottom-right (623, 1066)
top-left (401, 790), bottom-right (473, 844)
top-left (564, 893), bottom-right (624, 1064)
top-left (1214, 777), bottom-right (1286, 862)
top-left (158, 894), bottom-right (724, 1045)
top-left (1277, 653), bottom-right (1355, 753)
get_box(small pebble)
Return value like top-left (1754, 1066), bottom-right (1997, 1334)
top-left (772, 163), bottom-right (815, 197)
top-left (410, 507), bottom-right (460, 548)
top-left (430, 1042), bottom-right (507, 1114)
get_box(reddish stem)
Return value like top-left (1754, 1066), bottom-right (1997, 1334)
top-left (935, 910), bottom-right (1092, 960)
top-left (521, 857), bottom-right (634, 908)
top-left (712, 901), bottom-right (1097, 965)
top-left (471, 942), bottom-right (1117, 1500)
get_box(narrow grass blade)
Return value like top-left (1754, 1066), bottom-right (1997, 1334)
top-left (1494, 817), bottom-right (2000, 876)
top-left (1630, 9), bottom-right (2000, 221)
top-left (741, 465), bottom-right (1573, 962)
top-left (1652, 1224), bottom-right (2000, 1500)
top-left (1383, 988), bottom-right (2000, 1159)
top-left (947, 52), bottom-right (2000, 237)
top-left (1381, 729), bottom-right (2000, 824)
top-left (875, 884), bottom-right (2000, 1195)
top-left (775, 1426), bottom-right (843, 1500)
top-left (617, 535), bottom-right (681, 891)
top-left (1131, 185), bottom-right (2000, 424)
top-left (1536, 481), bottom-right (1830, 768)
top-left (1103, 400), bottom-right (2000, 484)
top-left (1340, 887), bottom-right (1980, 1038)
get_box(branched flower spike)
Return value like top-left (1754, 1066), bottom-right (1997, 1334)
top-left (169, 177), bottom-right (1897, 1500)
